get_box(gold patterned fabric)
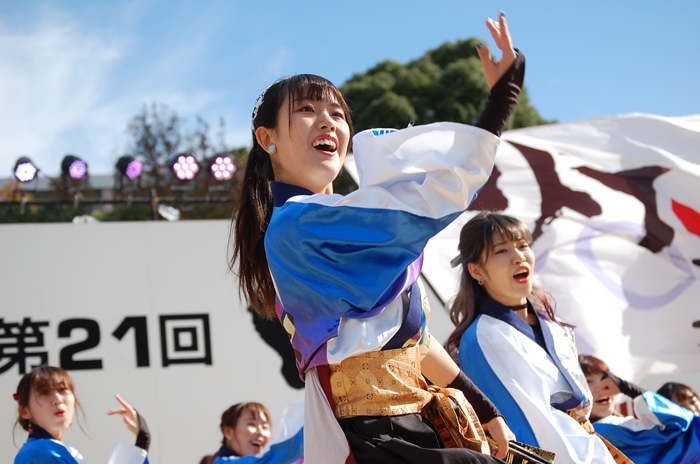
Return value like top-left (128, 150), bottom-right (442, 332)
top-left (421, 383), bottom-right (491, 454)
top-left (488, 439), bottom-right (556, 463)
top-left (328, 346), bottom-right (492, 455)
top-left (328, 347), bottom-right (433, 418)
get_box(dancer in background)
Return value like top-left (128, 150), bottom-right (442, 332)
top-left (580, 354), bottom-right (700, 464)
top-left (13, 364), bottom-right (150, 464)
top-left (231, 12), bottom-right (522, 464)
top-left (447, 212), bottom-right (623, 464)
top-left (657, 382), bottom-right (700, 417)
top-left (201, 401), bottom-right (303, 464)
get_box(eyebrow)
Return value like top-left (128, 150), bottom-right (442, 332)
top-left (296, 98), bottom-right (342, 108)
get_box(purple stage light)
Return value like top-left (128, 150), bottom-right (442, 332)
top-left (14, 157), bottom-right (38, 182)
top-left (125, 159), bottom-right (143, 180)
top-left (68, 159), bottom-right (87, 179)
top-left (61, 155), bottom-right (88, 180)
top-left (172, 154), bottom-right (199, 181)
top-left (116, 155), bottom-right (143, 180)
top-left (210, 156), bottom-right (236, 180)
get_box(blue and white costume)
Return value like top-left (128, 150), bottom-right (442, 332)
top-left (266, 123), bottom-right (500, 462)
top-left (262, 50), bottom-right (525, 463)
top-left (593, 391), bottom-right (700, 464)
top-left (213, 401), bottom-right (304, 464)
top-left (459, 297), bottom-right (616, 464)
top-left (15, 425), bottom-right (148, 464)
top-left (266, 123), bottom-right (499, 376)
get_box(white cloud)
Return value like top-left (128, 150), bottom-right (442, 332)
top-left (0, 5), bottom-right (228, 177)
top-left (0, 8), bottom-right (129, 175)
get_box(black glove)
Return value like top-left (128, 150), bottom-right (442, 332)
top-left (475, 50), bottom-right (526, 137)
top-left (134, 410), bottom-right (151, 451)
top-left (602, 371), bottom-right (645, 399)
top-left (448, 370), bottom-right (502, 424)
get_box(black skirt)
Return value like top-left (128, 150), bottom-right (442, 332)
top-left (339, 413), bottom-right (503, 464)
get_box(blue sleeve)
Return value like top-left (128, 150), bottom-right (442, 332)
top-left (267, 201), bottom-right (453, 318)
top-left (593, 393), bottom-right (700, 464)
top-left (266, 122), bottom-right (498, 318)
top-left (15, 440), bottom-right (77, 464)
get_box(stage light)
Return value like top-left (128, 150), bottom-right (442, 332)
top-left (207, 154), bottom-right (237, 181)
top-left (116, 156), bottom-right (143, 180)
top-left (61, 155), bottom-right (88, 180)
top-left (170, 153), bottom-right (200, 181)
top-left (14, 157), bottom-right (38, 183)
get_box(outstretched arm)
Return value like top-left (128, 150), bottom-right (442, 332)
top-left (474, 12), bottom-right (525, 137)
top-left (597, 372), bottom-right (646, 399)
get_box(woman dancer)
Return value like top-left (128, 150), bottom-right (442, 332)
top-left (580, 354), bottom-right (700, 464)
top-left (13, 364), bottom-right (150, 464)
top-left (657, 382), bottom-right (700, 417)
top-left (205, 401), bottom-right (303, 464)
top-left (447, 212), bottom-right (624, 464)
top-left (231, 12), bottom-right (522, 464)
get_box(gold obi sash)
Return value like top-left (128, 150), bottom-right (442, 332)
top-left (328, 346), bottom-right (491, 455)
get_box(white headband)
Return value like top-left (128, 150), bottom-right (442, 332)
top-left (250, 76), bottom-right (293, 132)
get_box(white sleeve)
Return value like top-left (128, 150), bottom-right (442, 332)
top-left (341, 122), bottom-right (499, 218)
top-left (106, 442), bottom-right (147, 464)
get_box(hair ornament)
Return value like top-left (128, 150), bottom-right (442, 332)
top-left (13, 393), bottom-right (19, 402)
top-left (450, 255), bottom-right (461, 268)
top-left (251, 92), bottom-right (266, 132)
top-left (250, 75), bottom-right (294, 132)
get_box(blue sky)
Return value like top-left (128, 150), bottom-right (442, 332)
top-left (1, 0), bottom-right (698, 176)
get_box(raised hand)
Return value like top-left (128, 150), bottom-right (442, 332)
top-left (476, 12), bottom-right (517, 89)
top-left (595, 376), bottom-right (622, 397)
top-left (107, 394), bottom-right (140, 435)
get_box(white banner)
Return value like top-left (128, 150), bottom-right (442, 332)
top-left (421, 113), bottom-right (700, 382)
top-left (0, 220), bottom-right (304, 464)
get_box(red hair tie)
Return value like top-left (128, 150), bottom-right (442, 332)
top-left (13, 393), bottom-right (19, 402)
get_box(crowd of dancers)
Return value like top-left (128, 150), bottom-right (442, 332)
top-left (11, 12), bottom-right (700, 464)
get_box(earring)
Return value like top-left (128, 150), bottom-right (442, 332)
top-left (268, 144), bottom-right (276, 153)
top-left (478, 279), bottom-right (484, 286)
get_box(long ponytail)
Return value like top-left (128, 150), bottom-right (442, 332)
top-left (230, 142), bottom-right (276, 319)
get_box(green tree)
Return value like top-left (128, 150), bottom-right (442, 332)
top-left (341, 38), bottom-right (549, 133)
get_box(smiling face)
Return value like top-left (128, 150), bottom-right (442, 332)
top-left (259, 96), bottom-right (350, 194)
top-left (586, 372), bottom-right (617, 419)
top-left (20, 383), bottom-right (75, 441)
top-left (225, 410), bottom-right (272, 456)
top-left (469, 233), bottom-right (535, 307)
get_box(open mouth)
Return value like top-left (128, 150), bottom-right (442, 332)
top-left (312, 137), bottom-right (338, 154)
top-left (250, 440), bottom-right (264, 452)
top-left (55, 410), bottom-right (66, 417)
top-left (513, 266), bottom-right (530, 283)
top-left (596, 396), bottom-right (611, 405)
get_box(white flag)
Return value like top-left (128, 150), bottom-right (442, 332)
top-left (421, 113), bottom-right (700, 382)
